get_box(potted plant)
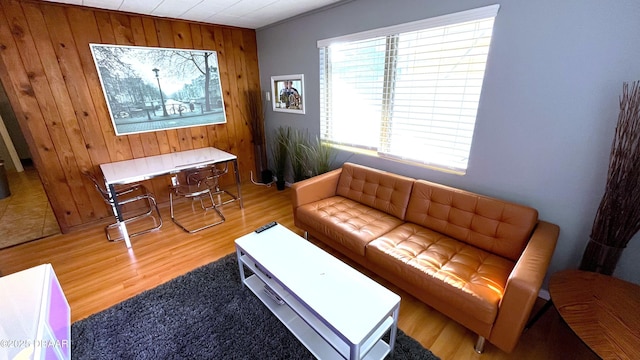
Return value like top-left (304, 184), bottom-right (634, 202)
top-left (579, 81), bottom-right (640, 275)
top-left (288, 127), bottom-right (310, 182)
top-left (305, 136), bottom-right (336, 176)
top-left (270, 126), bottom-right (290, 190)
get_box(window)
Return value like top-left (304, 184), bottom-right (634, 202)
top-left (318, 5), bottom-right (499, 173)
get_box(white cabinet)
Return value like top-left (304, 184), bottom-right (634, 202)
top-left (0, 264), bottom-right (70, 360)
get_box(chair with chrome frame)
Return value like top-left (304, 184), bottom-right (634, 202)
top-left (185, 162), bottom-right (238, 207)
top-left (83, 171), bottom-right (162, 242)
top-left (169, 168), bottom-right (225, 233)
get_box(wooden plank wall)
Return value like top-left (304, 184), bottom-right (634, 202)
top-left (0, 0), bottom-right (261, 232)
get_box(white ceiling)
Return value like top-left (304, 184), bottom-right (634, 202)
top-left (41, 0), bottom-right (345, 29)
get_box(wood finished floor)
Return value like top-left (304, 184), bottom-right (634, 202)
top-left (0, 181), bottom-right (597, 360)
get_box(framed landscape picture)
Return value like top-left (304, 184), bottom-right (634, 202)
top-left (271, 74), bottom-right (305, 114)
top-left (89, 44), bottom-right (227, 136)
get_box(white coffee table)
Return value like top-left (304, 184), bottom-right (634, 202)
top-left (235, 224), bottom-right (400, 360)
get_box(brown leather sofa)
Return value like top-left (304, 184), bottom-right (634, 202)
top-left (291, 163), bottom-right (559, 353)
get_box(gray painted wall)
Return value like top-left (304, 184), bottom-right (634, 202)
top-left (256, 0), bottom-right (640, 285)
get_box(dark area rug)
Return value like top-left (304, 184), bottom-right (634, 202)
top-left (72, 253), bottom-right (440, 359)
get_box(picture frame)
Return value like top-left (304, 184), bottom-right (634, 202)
top-left (271, 74), bottom-right (305, 114)
top-left (89, 44), bottom-right (227, 136)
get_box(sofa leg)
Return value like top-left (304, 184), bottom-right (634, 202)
top-left (303, 231), bottom-right (308, 239)
top-left (474, 336), bottom-right (485, 354)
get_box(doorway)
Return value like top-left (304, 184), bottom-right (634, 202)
top-left (0, 81), bottom-right (61, 249)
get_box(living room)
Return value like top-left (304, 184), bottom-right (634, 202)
top-left (0, 0), bottom-right (638, 359)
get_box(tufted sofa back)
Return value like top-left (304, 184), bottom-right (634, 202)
top-left (405, 180), bottom-right (538, 261)
top-left (336, 163), bottom-right (415, 220)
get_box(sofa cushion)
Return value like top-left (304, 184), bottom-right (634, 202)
top-left (405, 180), bottom-right (538, 261)
top-left (336, 163), bottom-right (414, 220)
top-left (366, 222), bottom-right (515, 325)
top-left (296, 196), bottom-right (404, 256)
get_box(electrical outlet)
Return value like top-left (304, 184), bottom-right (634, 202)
top-left (265, 91), bottom-right (270, 101)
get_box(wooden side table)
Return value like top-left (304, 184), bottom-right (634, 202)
top-left (549, 269), bottom-right (640, 360)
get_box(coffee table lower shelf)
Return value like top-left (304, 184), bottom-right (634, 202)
top-left (243, 274), bottom-right (393, 359)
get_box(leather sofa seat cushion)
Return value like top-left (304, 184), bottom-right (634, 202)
top-left (336, 163), bottom-right (414, 220)
top-left (296, 196), bottom-right (405, 256)
top-left (405, 180), bottom-right (538, 261)
top-left (366, 222), bottom-right (515, 324)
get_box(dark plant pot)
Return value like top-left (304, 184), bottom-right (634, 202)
top-left (276, 179), bottom-right (285, 191)
top-left (261, 169), bottom-right (273, 184)
top-left (579, 238), bottom-right (626, 275)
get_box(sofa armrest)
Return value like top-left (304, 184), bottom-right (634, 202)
top-left (291, 168), bottom-right (342, 209)
top-left (488, 220), bottom-right (560, 352)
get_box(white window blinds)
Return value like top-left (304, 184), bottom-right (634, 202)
top-left (318, 5), bottom-right (499, 173)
